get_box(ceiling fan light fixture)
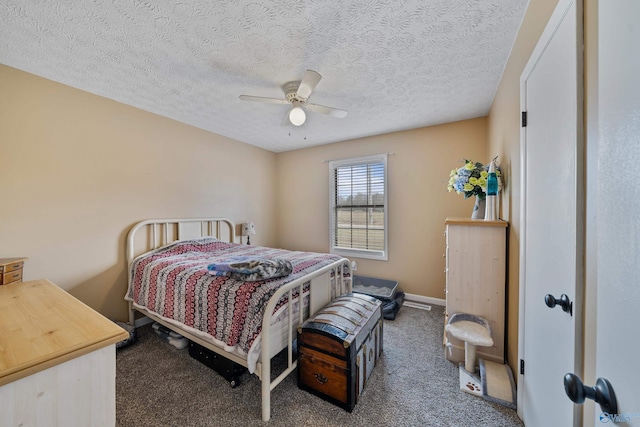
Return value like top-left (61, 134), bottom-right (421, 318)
top-left (289, 106), bottom-right (306, 126)
top-left (240, 70), bottom-right (347, 126)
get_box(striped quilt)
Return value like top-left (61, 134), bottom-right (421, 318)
top-left (126, 238), bottom-right (346, 356)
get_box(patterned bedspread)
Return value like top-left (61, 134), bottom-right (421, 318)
top-left (126, 238), bottom-right (346, 356)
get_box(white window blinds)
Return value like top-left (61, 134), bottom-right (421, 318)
top-left (329, 154), bottom-right (388, 260)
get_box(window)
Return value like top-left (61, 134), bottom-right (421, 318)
top-left (329, 154), bottom-right (388, 260)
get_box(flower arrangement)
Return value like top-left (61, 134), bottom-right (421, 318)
top-left (447, 159), bottom-right (502, 199)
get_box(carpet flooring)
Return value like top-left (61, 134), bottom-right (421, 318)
top-left (116, 304), bottom-right (524, 427)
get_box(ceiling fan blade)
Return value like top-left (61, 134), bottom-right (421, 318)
top-left (305, 102), bottom-right (348, 118)
top-left (239, 95), bottom-right (289, 105)
top-left (296, 70), bottom-right (322, 99)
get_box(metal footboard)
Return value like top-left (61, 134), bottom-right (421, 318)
top-left (258, 259), bottom-right (351, 421)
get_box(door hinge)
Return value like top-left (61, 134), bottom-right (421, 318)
top-left (520, 359), bottom-right (525, 375)
top-left (521, 111), bottom-right (527, 127)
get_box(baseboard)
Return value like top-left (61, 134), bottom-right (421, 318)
top-left (403, 292), bottom-right (445, 310)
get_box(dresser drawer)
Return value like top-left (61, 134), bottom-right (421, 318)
top-left (1, 269), bottom-right (23, 285)
top-left (1, 261), bottom-right (24, 274)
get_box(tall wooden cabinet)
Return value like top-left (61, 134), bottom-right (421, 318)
top-left (444, 218), bottom-right (508, 365)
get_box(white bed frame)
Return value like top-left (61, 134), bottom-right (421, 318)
top-left (125, 218), bottom-right (351, 421)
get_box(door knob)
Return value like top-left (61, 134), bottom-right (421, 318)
top-left (564, 373), bottom-right (618, 415)
top-left (544, 293), bottom-right (573, 315)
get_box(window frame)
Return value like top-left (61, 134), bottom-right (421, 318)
top-left (329, 154), bottom-right (388, 261)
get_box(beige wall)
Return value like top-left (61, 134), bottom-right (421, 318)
top-left (0, 63), bottom-right (489, 322)
top-left (275, 118), bottom-right (488, 300)
top-left (487, 0), bottom-right (561, 372)
top-left (0, 64), bottom-right (277, 321)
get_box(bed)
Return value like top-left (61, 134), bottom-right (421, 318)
top-left (125, 218), bottom-right (351, 421)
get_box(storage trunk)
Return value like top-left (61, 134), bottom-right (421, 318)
top-left (297, 293), bottom-right (383, 412)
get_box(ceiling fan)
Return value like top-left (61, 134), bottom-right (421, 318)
top-left (239, 70), bottom-right (348, 126)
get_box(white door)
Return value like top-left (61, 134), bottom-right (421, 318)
top-left (518, 0), bottom-right (582, 425)
top-left (591, 1), bottom-right (640, 424)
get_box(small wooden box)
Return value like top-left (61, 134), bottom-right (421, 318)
top-left (297, 293), bottom-right (383, 412)
top-left (0, 258), bottom-right (26, 286)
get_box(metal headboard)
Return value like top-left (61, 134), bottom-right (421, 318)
top-left (126, 217), bottom-right (235, 266)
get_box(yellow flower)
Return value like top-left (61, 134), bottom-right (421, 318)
top-left (447, 158), bottom-right (503, 198)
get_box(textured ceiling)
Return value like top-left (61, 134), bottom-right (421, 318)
top-left (0, 1), bottom-right (527, 152)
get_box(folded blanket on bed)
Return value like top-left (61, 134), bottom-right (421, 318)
top-left (207, 257), bottom-right (293, 282)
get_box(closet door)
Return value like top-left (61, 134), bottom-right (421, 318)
top-left (518, 0), bottom-right (582, 425)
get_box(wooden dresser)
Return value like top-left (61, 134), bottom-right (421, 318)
top-left (444, 218), bottom-right (508, 365)
top-left (0, 257), bottom-right (26, 286)
top-left (0, 279), bottom-right (129, 426)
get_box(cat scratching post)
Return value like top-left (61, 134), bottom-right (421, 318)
top-left (445, 313), bottom-right (493, 373)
